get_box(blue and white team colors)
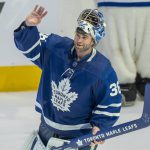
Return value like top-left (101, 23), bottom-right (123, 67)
top-left (14, 24), bottom-right (122, 138)
top-left (96, 0), bottom-right (150, 7)
top-left (95, 0), bottom-right (150, 84)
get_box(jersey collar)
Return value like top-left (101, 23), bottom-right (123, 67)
top-left (70, 46), bottom-right (97, 62)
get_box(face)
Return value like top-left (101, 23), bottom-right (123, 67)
top-left (74, 32), bottom-right (94, 54)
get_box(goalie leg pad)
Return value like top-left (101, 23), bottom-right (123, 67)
top-left (46, 137), bottom-right (71, 149)
top-left (21, 130), bottom-right (45, 150)
top-left (21, 131), bottom-right (77, 150)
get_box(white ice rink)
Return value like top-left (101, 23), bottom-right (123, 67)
top-left (0, 92), bottom-right (150, 150)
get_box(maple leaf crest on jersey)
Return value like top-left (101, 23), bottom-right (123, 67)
top-left (51, 78), bottom-right (78, 112)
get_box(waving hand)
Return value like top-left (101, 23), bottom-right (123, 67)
top-left (25, 5), bottom-right (48, 26)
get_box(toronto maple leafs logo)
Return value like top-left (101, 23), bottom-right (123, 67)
top-left (76, 139), bottom-right (83, 146)
top-left (39, 33), bottom-right (48, 42)
top-left (51, 78), bottom-right (78, 112)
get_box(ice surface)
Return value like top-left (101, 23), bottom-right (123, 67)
top-left (0, 92), bottom-right (149, 150)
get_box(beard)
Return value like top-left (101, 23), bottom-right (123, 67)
top-left (75, 43), bottom-right (92, 53)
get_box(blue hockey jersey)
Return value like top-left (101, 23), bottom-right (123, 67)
top-left (14, 25), bottom-right (122, 138)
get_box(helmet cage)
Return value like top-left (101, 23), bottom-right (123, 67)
top-left (77, 9), bottom-right (101, 27)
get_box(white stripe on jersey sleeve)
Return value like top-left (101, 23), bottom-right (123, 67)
top-left (93, 110), bottom-right (120, 117)
top-left (29, 53), bottom-right (40, 61)
top-left (22, 39), bottom-right (41, 54)
top-left (97, 103), bottom-right (122, 109)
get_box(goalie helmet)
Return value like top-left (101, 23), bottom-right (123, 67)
top-left (77, 9), bottom-right (106, 45)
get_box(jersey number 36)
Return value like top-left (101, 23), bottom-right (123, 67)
top-left (110, 82), bottom-right (121, 96)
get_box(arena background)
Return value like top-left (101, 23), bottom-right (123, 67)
top-left (0, 1), bottom-right (149, 150)
top-left (0, 0), bottom-right (95, 91)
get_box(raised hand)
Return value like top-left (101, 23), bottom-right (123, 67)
top-left (25, 5), bottom-right (48, 26)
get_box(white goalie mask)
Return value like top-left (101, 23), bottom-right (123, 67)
top-left (77, 9), bottom-right (106, 45)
